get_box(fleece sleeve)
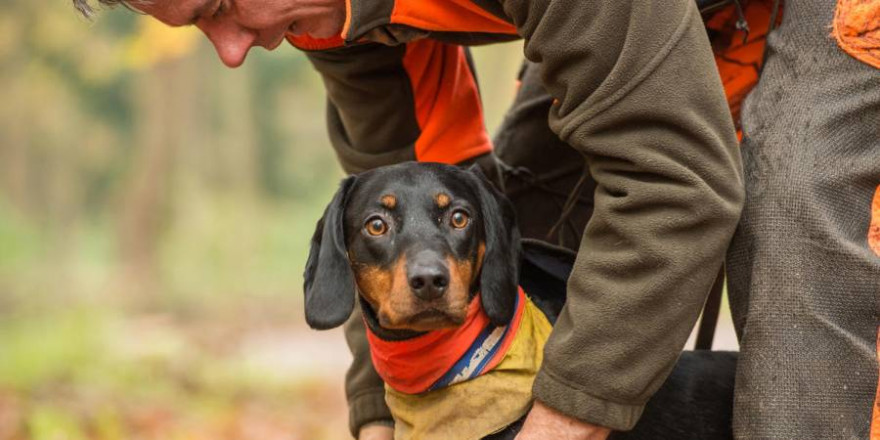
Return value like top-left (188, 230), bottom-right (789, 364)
top-left (496, 0), bottom-right (744, 430)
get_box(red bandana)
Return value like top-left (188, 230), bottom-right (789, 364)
top-left (366, 287), bottom-right (527, 394)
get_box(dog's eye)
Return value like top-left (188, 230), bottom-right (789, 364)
top-left (365, 217), bottom-right (388, 236)
top-left (450, 210), bottom-right (469, 229)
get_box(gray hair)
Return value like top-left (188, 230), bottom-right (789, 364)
top-left (72, 0), bottom-right (134, 18)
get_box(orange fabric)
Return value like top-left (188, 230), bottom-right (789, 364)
top-left (286, 34), bottom-right (345, 51)
top-left (870, 185), bottom-right (880, 256)
top-left (706, 0), bottom-right (781, 132)
top-left (871, 187), bottom-right (879, 440)
top-left (391, 0), bottom-right (517, 35)
top-left (342, 0), bottom-right (353, 39)
top-left (872, 329), bottom-right (880, 440)
top-left (367, 288), bottom-right (527, 394)
top-left (834, 0), bottom-right (880, 69)
top-left (402, 41), bottom-right (493, 164)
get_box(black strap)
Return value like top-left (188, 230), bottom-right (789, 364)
top-left (695, 265), bottom-right (725, 350)
top-left (496, 159), bottom-right (590, 249)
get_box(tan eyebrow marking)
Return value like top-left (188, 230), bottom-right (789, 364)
top-left (435, 193), bottom-right (450, 209)
top-left (381, 195), bottom-right (397, 209)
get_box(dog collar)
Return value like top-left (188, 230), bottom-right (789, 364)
top-left (365, 287), bottom-right (527, 394)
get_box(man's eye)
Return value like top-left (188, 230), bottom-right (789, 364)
top-left (212, 0), bottom-right (227, 18)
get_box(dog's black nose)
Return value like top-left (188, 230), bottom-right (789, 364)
top-left (408, 268), bottom-right (449, 300)
top-left (408, 253), bottom-right (450, 301)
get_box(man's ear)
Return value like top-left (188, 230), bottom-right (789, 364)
top-left (468, 165), bottom-right (521, 326)
top-left (303, 176), bottom-right (358, 330)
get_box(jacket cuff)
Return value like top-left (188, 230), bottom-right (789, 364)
top-left (532, 366), bottom-right (645, 431)
top-left (348, 387), bottom-right (393, 438)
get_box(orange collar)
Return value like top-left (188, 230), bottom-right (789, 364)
top-left (366, 287), bottom-right (527, 394)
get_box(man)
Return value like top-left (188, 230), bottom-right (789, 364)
top-left (725, 0), bottom-right (880, 438)
top-left (72, 0), bottom-right (745, 439)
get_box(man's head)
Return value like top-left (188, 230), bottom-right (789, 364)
top-left (73, 0), bottom-right (345, 68)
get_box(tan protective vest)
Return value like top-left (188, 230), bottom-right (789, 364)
top-left (385, 296), bottom-right (552, 440)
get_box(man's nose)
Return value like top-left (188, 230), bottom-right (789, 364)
top-left (200, 22), bottom-right (258, 68)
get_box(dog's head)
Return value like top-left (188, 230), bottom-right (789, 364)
top-left (303, 162), bottom-right (521, 332)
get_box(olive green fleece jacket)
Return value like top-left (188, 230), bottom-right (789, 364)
top-left (293, 0), bottom-right (744, 435)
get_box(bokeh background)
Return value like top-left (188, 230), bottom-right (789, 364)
top-left (0, 2), bottom-right (735, 439)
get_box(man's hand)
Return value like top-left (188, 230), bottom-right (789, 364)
top-left (358, 423), bottom-right (393, 440)
top-left (515, 400), bottom-right (612, 440)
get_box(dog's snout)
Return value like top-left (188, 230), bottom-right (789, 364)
top-left (408, 269), bottom-right (449, 300)
top-left (407, 252), bottom-right (450, 301)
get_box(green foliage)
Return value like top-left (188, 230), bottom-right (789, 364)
top-left (27, 406), bottom-right (89, 440)
top-left (0, 309), bottom-right (102, 391)
top-left (0, 202), bottom-right (42, 276)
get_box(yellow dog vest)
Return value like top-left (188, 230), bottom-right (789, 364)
top-left (383, 294), bottom-right (552, 440)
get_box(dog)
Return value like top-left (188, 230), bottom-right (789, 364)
top-left (304, 162), bottom-right (736, 440)
top-left (303, 162), bottom-right (565, 439)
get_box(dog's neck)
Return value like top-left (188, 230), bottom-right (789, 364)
top-left (361, 288), bottom-right (526, 395)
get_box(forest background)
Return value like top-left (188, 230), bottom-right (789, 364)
top-left (0, 2), bottom-right (736, 439)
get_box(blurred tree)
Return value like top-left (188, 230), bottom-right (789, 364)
top-left (0, 0), bottom-right (519, 308)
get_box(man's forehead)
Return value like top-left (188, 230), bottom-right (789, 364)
top-left (135, 0), bottom-right (210, 27)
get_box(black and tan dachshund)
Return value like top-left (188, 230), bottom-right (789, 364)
top-left (304, 162), bottom-right (521, 335)
top-left (304, 162), bottom-right (736, 440)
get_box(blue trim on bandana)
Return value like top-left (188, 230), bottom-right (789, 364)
top-left (427, 292), bottom-right (521, 391)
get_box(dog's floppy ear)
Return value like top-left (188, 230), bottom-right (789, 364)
top-left (303, 176), bottom-right (357, 330)
top-left (468, 165), bottom-right (522, 326)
